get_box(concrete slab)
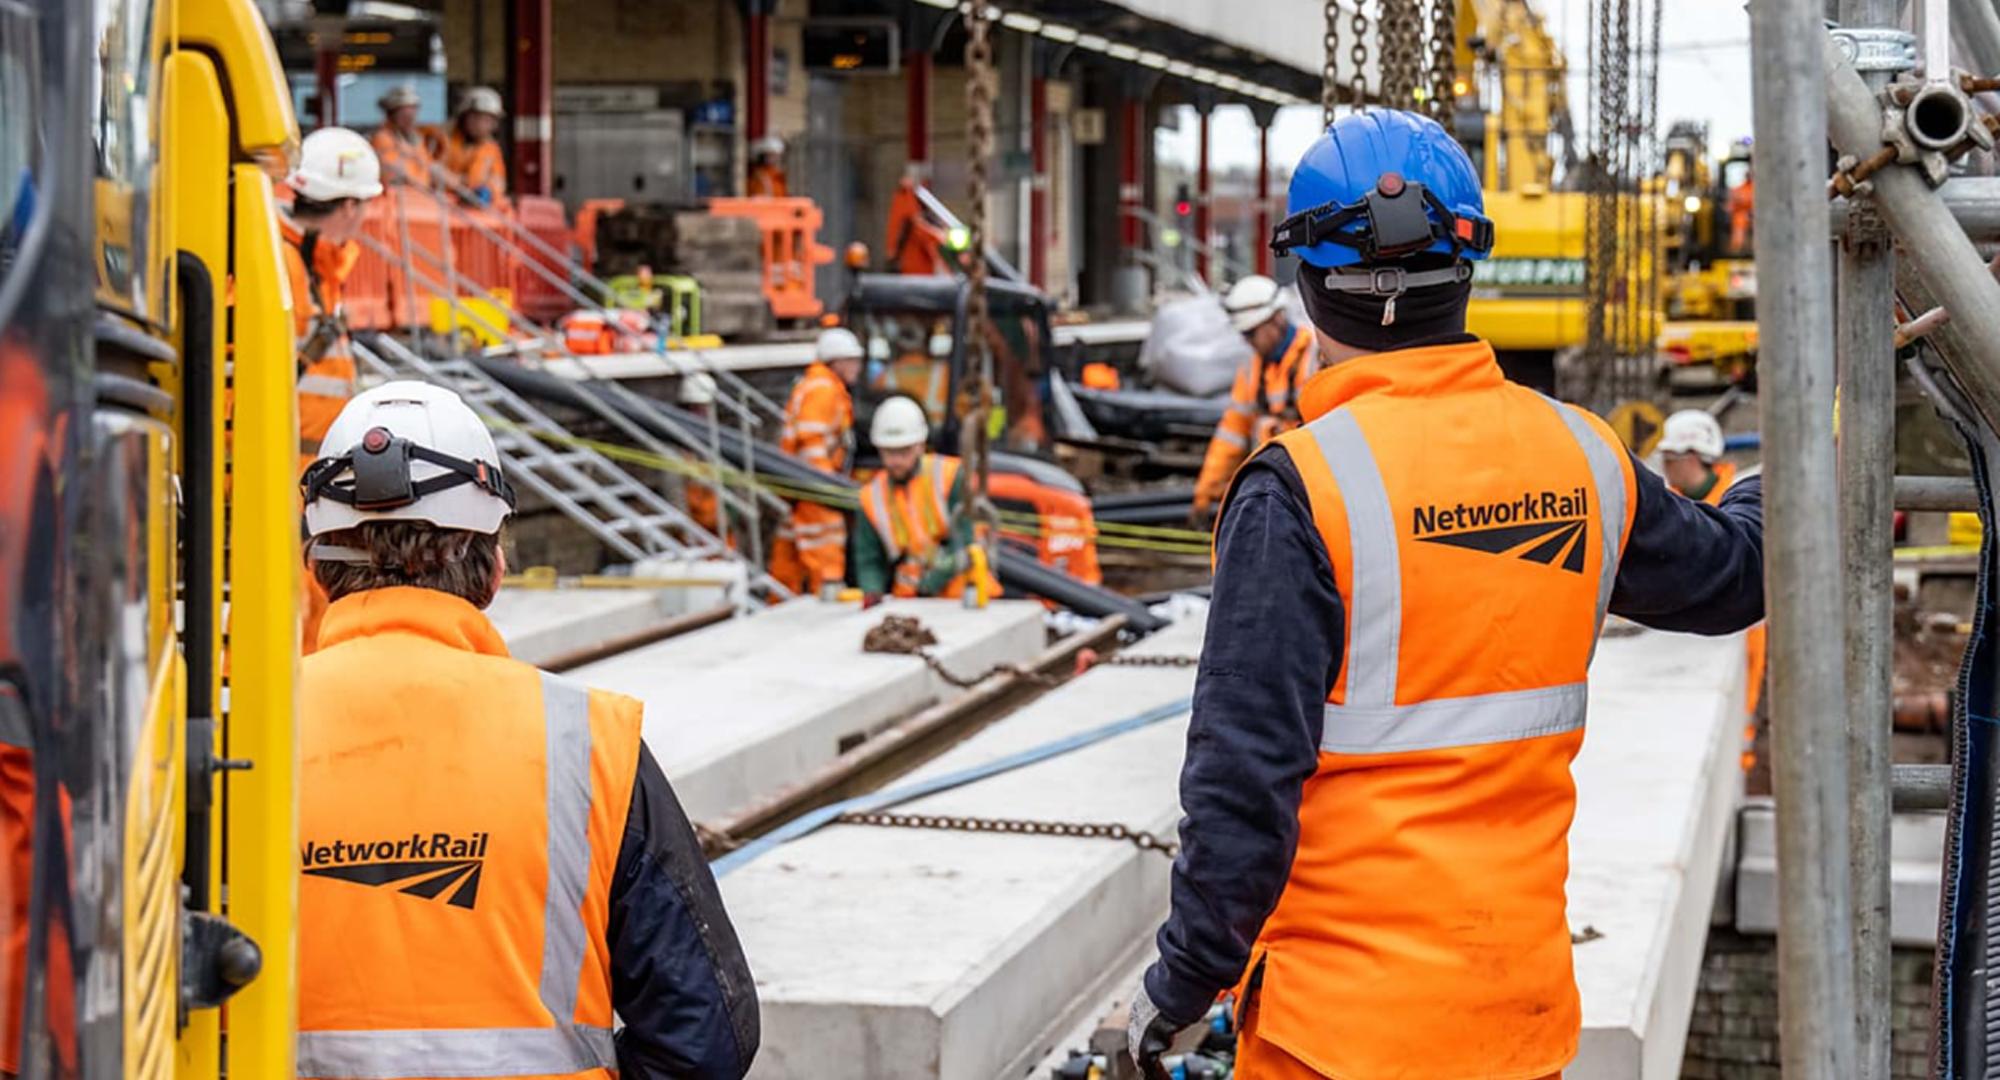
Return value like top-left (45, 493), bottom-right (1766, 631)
top-left (567, 597), bottom-right (1046, 822)
top-left (722, 618), bottom-right (1206, 1080)
top-left (488, 560), bottom-right (744, 668)
top-left (1734, 802), bottom-right (1945, 947)
top-left (1568, 630), bottom-right (1748, 1080)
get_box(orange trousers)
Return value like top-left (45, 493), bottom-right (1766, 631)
top-left (769, 501), bottom-right (847, 595)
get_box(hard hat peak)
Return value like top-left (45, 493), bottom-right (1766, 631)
top-left (303, 381), bottom-right (512, 536)
top-left (1279, 109), bottom-right (1491, 270)
top-left (1657, 408), bottom-right (1726, 462)
top-left (293, 127), bottom-right (384, 202)
top-left (816, 327), bottom-right (865, 363)
top-left (870, 395), bottom-right (930, 450)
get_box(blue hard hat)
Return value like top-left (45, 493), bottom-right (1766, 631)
top-left (1273, 109), bottom-right (1493, 270)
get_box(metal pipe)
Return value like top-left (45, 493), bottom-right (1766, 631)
top-left (1836, 2), bottom-right (1898, 1067)
top-left (541, 604), bottom-right (735, 673)
top-left (1839, 178), bottom-right (2000, 240)
top-left (1760, 8), bottom-right (1862, 1073)
top-left (1894, 473), bottom-right (1979, 508)
top-left (1827, 34), bottom-right (2000, 431)
top-left (1923, 0), bottom-right (1954, 83)
top-left (1891, 762), bottom-right (1952, 811)
top-left (1949, 0), bottom-right (2000, 76)
top-left (699, 615), bottom-right (1129, 849)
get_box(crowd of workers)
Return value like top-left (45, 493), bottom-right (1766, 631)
top-left (277, 101), bottom-right (1766, 1079)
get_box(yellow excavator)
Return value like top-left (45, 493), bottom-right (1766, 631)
top-left (1452, 0), bottom-right (1663, 398)
top-left (2, 0), bottom-right (301, 1075)
top-left (1659, 122), bottom-right (1759, 385)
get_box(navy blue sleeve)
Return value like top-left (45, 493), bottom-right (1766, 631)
top-left (1144, 447), bottom-right (1342, 1026)
top-left (608, 745), bottom-right (760, 1080)
top-left (1608, 456), bottom-right (1766, 634)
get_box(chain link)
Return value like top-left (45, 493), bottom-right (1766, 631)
top-left (1324, 0), bottom-right (1342, 126)
top-left (962, 5), bottom-right (1003, 574)
top-left (835, 810), bottom-right (1180, 858)
top-left (864, 615), bottom-right (1198, 690)
top-left (1428, 0), bottom-right (1456, 121)
top-left (1350, 2), bottom-right (1370, 109)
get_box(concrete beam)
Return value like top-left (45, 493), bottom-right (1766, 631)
top-left (567, 598), bottom-right (1045, 822)
top-left (1735, 803), bottom-right (1945, 947)
top-left (724, 618), bottom-right (1205, 1080)
top-left (487, 566), bottom-right (742, 668)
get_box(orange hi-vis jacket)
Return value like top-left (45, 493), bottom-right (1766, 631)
top-left (443, 132), bottom-right (509, 206)
top-left (372, 125), bottom-right (436, 189)
top-left (1237, 339), bottom-right (1637, 1080)
top-left (280, 218), bottom-right (361, 467)
top-left (1195, 322), bottom-right (1319, 512)
top-left (774, 362), bottom-right (855, 590)
top-left (298, 587), bottom-right (642, 1080)
top-left (858, 453), bottom-right (965, 597)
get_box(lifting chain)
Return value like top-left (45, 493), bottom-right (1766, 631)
top-left (862, 615), bottom-right (1199, 691)
top-left (1427, 0), bottom-right (1457, 122)
top-left (1350, 1), bottom-right (1371, 110)
top-left (834, 810), bottom-right (1180, 859)
top-left (1379, 0), bottom-right (1423, 110)
top-left (1324, 0), bottom-right (1342, 126)
top-left (962, 4), bottom-right (1003, 576)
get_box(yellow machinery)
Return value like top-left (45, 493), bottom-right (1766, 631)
top-left (1, 0), bottom-right (300, 1075)
top-left (1453, 0), bottom-right (1663, 396)
top-left (1660, 123), bottom-right (1758, 383)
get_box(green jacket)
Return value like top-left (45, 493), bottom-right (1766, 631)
top-left (852, 466), bottom-right (973, 597)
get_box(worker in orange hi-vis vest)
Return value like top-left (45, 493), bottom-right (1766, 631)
top-left (440, 86), bottom-right (509, 209)
top-left (678, 372), bottom-right (727, 541)
top-left (769, 328), bottom-right (863, 594)
top-left (281, 127), bottom-right (385, 654)
top-left (1191, 274), bottom-right (1319, 522)
top-left (1728, 167), bottom-right (1755, 255)
top-left (747, 135), bottom-right (789, 198)
top-left (1659, 408), bottom-right (1767, 716)
top-left (297, 382), bottom-right (759, 1080)
top-left (370, 84), bottom-right (436, 189)
top-left (1128, 110), bottom-right (1765, 1080)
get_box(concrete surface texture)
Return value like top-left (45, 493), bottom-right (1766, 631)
top-left (721, 618), bottom-right (1207, 1080)
top-left (1567, 629), bottom-right (1749, 1080)
top-left (488, 585), bottom-right (712, 668)
top-left (566, 597), bottom-right (1046, 822)
top-left (1733, 802), bottom-right (1944, 947)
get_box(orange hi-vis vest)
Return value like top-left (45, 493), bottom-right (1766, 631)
top-left (443, 132), bottom-right (509, 204)
top-left (281, 219), bottom-right (361, 466)
top-left (860, 453), bottom-right (961, 597)
top-left (1196, 323), bottom-right (1319, 511)
top-left (372, 125), bottom-right (436, 189)
top-left (298, 587), bottom-right (643, 1080)
top-left (780, 362), bottom-right (856, 474)
top-left (1234, 339), bottom-right (1636, 1080)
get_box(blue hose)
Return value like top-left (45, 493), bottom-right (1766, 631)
top-left (712, 696), bottom-right (1193, 877)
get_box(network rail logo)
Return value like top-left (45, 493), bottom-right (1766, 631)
top-left (302, 832), bottom-right (491, 910)
top-left (1411, 487), bottom-right (1591, 574)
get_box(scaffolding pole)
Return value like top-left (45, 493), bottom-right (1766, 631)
top-left (1753, 1), bottom-right (1860, 1073)
top-left (1833, 8), bottom-right (1897, 1078)
top-left (1826, 34), bottom-right (2000, 430)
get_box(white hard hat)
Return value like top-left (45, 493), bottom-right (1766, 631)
top-left (752, 135), bottom-right (785, 157)
top-left (870, 395), bottom-right (930, 450)
top-left (1223, 275), bottom-right (1285, 334)
top-left (379, 84), bottom-right (422, 112)
top-left (458, 86), bottom-right (504, 118)
top-left (302, 381), bottom-right (515, 538)
top-left (817, 327), bottom-right (864, 363)
top-left (291, 127), bottom-right (384, 202)
top-left (679, 371), bottom-right (717, 406)
top-left (1657, 409), bottom-right (1726, 462)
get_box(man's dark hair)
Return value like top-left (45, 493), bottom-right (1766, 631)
top-left (292, 194), bottom-right (357, 221)
top-left (313, 520), bottom-right (502, 608)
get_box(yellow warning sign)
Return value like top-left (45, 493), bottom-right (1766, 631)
top-left (1607, 400), bottom-right (1666, 457)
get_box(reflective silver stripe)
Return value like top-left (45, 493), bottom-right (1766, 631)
top-left (861, 478), bottom-right (900, 561)
top-left (1321, 683), bottom-right (1587, 754)
top-left (792, 420), bottom-right (836, 435)
top-left (797, 535), bottom-right (845, 551)
top-left (298, 1025), bottom-right (616, 1080)
top-left (793, 520), bottom-right (843, 536)
top-left (296, 675), bottom-right (608, 1080)
top-left (1308, 409), bottom-right (1401, 708)
top-left (298, 373), bottom-right (356, 398)
top-left (1228, 399), bottom-right (1257, 418)
top-left (1214, 428), bottom-right (1250, 450)
top-left (538, 673), bottom-right (593, 1022)
top-left (1538, 396), bottom-right (1628, 651)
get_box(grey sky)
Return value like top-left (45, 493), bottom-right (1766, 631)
top-left (1157, 0), bottom-right (1753, 177)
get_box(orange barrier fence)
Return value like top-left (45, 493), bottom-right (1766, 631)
top-left (708, 197), bottom-right (836, 321)
top-left (513, 196), bottom-right (577, 324)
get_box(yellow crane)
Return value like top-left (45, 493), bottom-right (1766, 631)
top-left (3, 1), bottom-right (302, 1075)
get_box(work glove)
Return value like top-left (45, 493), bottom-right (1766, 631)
top-left (1126, 982), bottom-right (1193, 1080)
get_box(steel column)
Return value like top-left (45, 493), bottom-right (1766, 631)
top-left (1030, 68), bottom-right (1049, 289)
top-left (313, 42), bottom-right (338, 128)
top-left (1119, 97), bottom-right (1144, 254)
top-left (745, 2), bottom-right (771, 144)
top-left (1194, 103), bottom-right (1213, 285)
top-left (906, 48), bottom-right (933, 174)
top-left (1255, 104), bottom-right (1276, 278)
top-left (1754, 0), bottom-right (1861, 1072)
top-left (505, 0), bottom-right (552, 197)
top-left (1951, 0), bottom-right (2000, 74)
top-left (1834, 8), bottom-right (1897, 1078)
top-left (1827, 34), bottom-right (2000, 430)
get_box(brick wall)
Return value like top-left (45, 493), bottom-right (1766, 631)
top-left (1680, 928), bottom-right (1932, 1078)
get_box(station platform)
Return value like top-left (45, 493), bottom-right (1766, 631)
top-left (726, 624), bottom-right (1748, 1080)
top-left (562, 597), bottom-right (1046, 822)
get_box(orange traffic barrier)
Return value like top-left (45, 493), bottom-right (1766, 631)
top-left (513, 196), bottom-right (577, 324)
top-left (708, 196), bottom-right (836, 322)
